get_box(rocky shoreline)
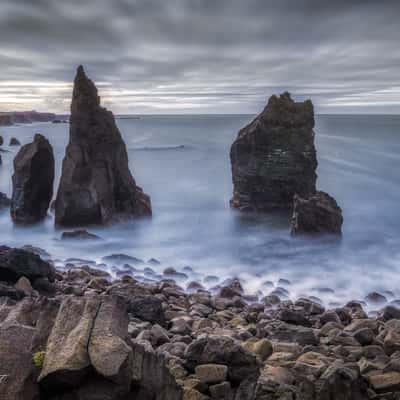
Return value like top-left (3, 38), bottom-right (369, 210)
top-left (1, 245), bottom-right (400, 399)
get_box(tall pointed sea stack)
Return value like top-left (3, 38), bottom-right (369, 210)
top-left (55, 66), bottom-right (151, 226)
top-left (230, 92), bottom-right (317, 211)
top-left (11, 134), bottom-right (54, 224)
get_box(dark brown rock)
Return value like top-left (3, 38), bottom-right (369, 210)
top-left (9, 137), bottom-right (20, 146)
top-left (55, 66), bottom-right (151, 226)
top-left (61, 229), bottom-right (100, 240)
top-left (0, 246), bottom-right (55, 283)
top-left (0, 192), bottom-right (11, 209)
top-left (291, 191), bottom-right (343, 235)
top-left (11, 134), bottom-right (54, 224)
top-left (230, 92), bottom-right (317, 211)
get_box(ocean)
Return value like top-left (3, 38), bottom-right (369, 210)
top-left (0, 114), bottom-right (399, 307)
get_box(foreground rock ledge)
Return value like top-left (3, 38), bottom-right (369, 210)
top-left (55, 65), bottom-right (151, 227)
top-left (0, 249), bottom-right (399, 399)
top-left (230, 92), bottom-right (317, 212)
top-left (11, 134), bottom-right (55, 224)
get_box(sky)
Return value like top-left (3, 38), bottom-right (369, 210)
top-left (0, 0), bottom-right (399, 114)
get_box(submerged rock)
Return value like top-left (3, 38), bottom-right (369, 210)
top-left (61, 229), bottom-right (101, 240)
top-left (9, 137), bottom-right (20, 146)
top-left (55, 65), bottom-right (151, 226)
top-left (291, 191), bottom-right (343, 235)
top-left (230, 92), bottom-right (317, 211)
top-left (0, 192), bottom-right (11, 209)
top-left (10, 134), bottom-right (54, 224)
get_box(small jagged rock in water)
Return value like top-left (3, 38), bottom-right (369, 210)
top-left (0, 136), bottom-right (3, 145)
top-left (291, 191), bottom-right (343, 235)
top-left (9, 137), bottom-right (20, 146)
top-left (230, 92), bottom-right (317, 211)
top-left (11, 134), bottom-right (54, 224)
top-left (55, 66), bottom-right (152, 226)
top-left (0, 192), bottom-right (11, 208)
top-left (61, 229), bottom-right (100, 240)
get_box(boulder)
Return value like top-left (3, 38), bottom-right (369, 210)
top-left (39, 296), bottom-right (101, 392)
top-left (230, 92), bottom-right (317, 211)
top-left (10, 134), bottom-right (54, 224)
top-left (128, 295), bottom-right (166, 325)
top-left (0, 322), bottom-right (39, 400)
top-left (88, 296), bottom-right (132, 389)
top-left (185, 335), bottom-right (259, 384)
top-left (9, 137), bottom-right (20, 146)
top-left (291, 191), bottom-right (343, 235)
top-left (55, 65), bottom-right (151, 226)
top-left (0, 246), bottom-right (55, 283)
top-left (61, 229), bottom-right (100, 240)
top-left (0, 192), bottom-right (11, 209)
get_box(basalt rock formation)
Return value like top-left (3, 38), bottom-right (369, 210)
top-left (0, 248), bottom-right (397, 399)
top-left (230, 92), bottom-right (317, 211)
top-left (291, 191), bottom-right (343, 235)
top-left (11, 134), bottom-right (54, 224)
top-left (55, 66), bottom-right (151, 226)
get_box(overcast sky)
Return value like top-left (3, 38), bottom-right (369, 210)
top-left (0, 0), bottom-right (399, 114)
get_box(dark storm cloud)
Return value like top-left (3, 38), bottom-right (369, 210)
top-left (0, 0), bottom-right (399, 113)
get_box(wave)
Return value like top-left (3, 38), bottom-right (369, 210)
top-left (130, 144), bottom-right (190, 151)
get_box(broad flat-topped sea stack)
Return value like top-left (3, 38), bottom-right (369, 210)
top-left (230, 92), bottom-right (317, 211)
top-left (55, 66), bottom-right (151, 226)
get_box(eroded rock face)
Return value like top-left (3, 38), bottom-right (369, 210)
top-left (230, 92), bottom-right (317, 211)
top-left (291, 191), bottom-right (343, 235)
top-left (55, 65), bottom-right (151, 227)
top-left (11, 134), bottom-right (54, 224)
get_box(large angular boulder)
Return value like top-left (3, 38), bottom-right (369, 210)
top-left (55, 66), bottom-right (151, 226)
top-left (11, 134), bottom-right (54, 224)
top-left (291, 191), bottom-right (343, 235)
top-left (88, 296), bottom-right (132, 389)
top-left (0, 246), bottom-right (55, 283)
top-left (230, 92), bottom-right (317, 211)
top-left (38, 296), bottom-right (101, 392)
top-left (185, 335), bottom-right (259, 384)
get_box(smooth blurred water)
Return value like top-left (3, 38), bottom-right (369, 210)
top-left (0, 114), bottom-right (399, 305)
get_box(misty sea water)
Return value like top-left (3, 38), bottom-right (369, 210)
top-left (0, 114), bottom-right (399, 307)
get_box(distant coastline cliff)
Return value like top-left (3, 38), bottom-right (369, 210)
top-left (0, 111), bottom-right (64, 126)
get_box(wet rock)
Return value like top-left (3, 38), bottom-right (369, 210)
top-left (103, 253), bottom-right (144, 265)
top-left (242, 339), bottom-right (273, 361)
top-left (0, 321), bottom-right (39, 400)
top-left (291, 191), bottom-right (343, 235)
top-left (195, 364), bottom-right (228, 384)
top-left (55, 65), bottom-right (151, 226)
top-left (185, 335), bottom-right (259, 384)
top-left (39, 296), bottom-right (101, 391)
top-left (279, 309), bottom-right (312, 327)
top-left (10, 134), bottom-right (54, 224)
top-left (365, 292), bottom-right (387, 306)
top-left (0, 246), bottom-right (55, 283)
top-left (88, 296), bottom-right (132, 389)
top-left (9, 137), bottom-right (20, 146)
top-left (380, 305), bottom-right (400, 321)
top-left (230, 92), bottom-right (317, 211)
top-left (353, 328), bottom-right (375, 346)
top-left (14, 276), bottom-right (33, 296)
top-left (61, 229), bottom-right (100, 240)
top-left (0, 192), bottom-right (11, 209)
top-left (21, 245), bottom-right (51, 259)
top-left (128, 295), bottom-right (166, 325)
top-left (368, 371), bottom-right (400, 393)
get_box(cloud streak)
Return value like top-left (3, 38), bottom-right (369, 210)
top-left (0, 0), bottom-right (399, 113)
